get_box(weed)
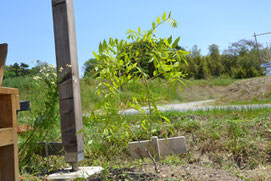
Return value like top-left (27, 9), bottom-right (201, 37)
top-left (18, 65), bottom-right (61, 173)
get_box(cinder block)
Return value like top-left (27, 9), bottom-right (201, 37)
top-left (128, 136), bottom-right (186, 160)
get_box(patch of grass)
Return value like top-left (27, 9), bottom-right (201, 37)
top-left (183, 78), bottom-right (236, 87)
top-left (80, 77), bottom-right (101, 112)
top-left (80, 108), bottom-right (271, 169)
top-left (214, 97), bottom-right (271, 106)
top-left (2, 76), bottom-right (35, 100)
top-left (225, 98), bottom-right (271, 105)
top-left (81, 77), bottom-right (235, 112)
top-left (4, 76), bottom-right (235, 113)
top-left (20, 108), bottom-right (271, 180)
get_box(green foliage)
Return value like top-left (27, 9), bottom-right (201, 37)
top-left (83, 58), bottom-right (98, 77)
top-left (18, 65), bottom-right (60, 173)
top-left (22, 108), bottom-right (271, 179)
top-left (87, 12), bottom-right (188, 170)
top-left (81, 108), bottom-right (271, 172)
top-left (3, 61), bottom-right (48, 79)
top-left (3, 75), bottom-right (234, 114)
top-left (2, 76), bottom-right (33, 90)
top-left (177, 40), bottom-right (264, 79)
top-left (85, 38), bottom-right (264, 80)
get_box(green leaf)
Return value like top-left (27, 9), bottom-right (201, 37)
top-left (162, 116), bottom-right (170, 123)
top-left (93, 51), bottom-right (99, 60)
top-left (172, 37), bottom-right (180, 48)
top-left (138, 26), bottom-right (141, 34)
top-left (109, 37), bottom-right (113, 45)
top-left (157, 16), bottom-right (161, 24)
top-left (168, 11), bottom-right (172, 18)
top-left (152, 21), bottom-right (156, 29)
top-left (162, 12), bottom-right (166, 21)
top-left (177, 84), bottom-right (183, 91)
top-left (103, 39), bottom-right (107, 48)
top-left (178, 78), bottom-right (186, 87)
top-left (168, 36), bottom-right (172, 44)
top-left (163, 38), bottom-right (171, 48)
top-left (143, 34), bottom-right (147, 41)
top-left (99, 42), bottom-right (103, 53)
top-left (148, 35), bottom-right (152, 42)
top-left (119, 60), bottom-right (124, 65)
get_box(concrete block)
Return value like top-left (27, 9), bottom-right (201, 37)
top-left (128, 136), bottom-right (186, 160)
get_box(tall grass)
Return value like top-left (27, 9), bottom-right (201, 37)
top-left (82, 107), bottom-right (271, 171)
top-left (2, 76), bottom-right (35, 100)
top-left (3, 76), bottom-right (236, 113)
top-left (182, 78), bottom-right (236, 87)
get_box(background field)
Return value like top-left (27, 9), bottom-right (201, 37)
top-left (4, 76), bottom-right (271, 180)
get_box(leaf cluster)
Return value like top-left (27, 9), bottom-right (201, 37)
top-left (89, 12), bottom-right (189, 148)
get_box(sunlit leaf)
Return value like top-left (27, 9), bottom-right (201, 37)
top-left (152, 21), bottom-right (156, 29)
top-left (168, 11), bottom-right (171, 18)
top-left (157, 16), bottom-right (161, 24)
top-left (93, 51), bottom-right (99, 60)
top-left (162, 116), bottom-right (171, 123)
top-left (172, 37), bottom-right (180, 48)
top-left (162, 12), bottom-right (166, 21)
top-left (168, 36), bottom-right (172, 44)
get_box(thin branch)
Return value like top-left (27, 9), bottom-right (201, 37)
top-left (129, 128), bottom-right (158, 172)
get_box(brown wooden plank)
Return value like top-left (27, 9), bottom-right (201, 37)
top-left (0, 94), bottom-right (13, 128)
top-left (0, 128), bottom-right (14, 147)
top-left (0, 93), bottom-right (19, 180)
top-left (0, 87), bottom-right (19, 95)
top-left (0, 145), bottom-right (18, 181)
top-left (11, 94), bottom-right (19, 180)
top-left (0, 44), bottom-right (8, 86)
top-left (52, 0), bottom-right (84, 163)
top-left (15, 95), bottom-right (20, 110)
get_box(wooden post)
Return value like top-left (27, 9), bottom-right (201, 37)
top-left (0, 43), bottom-right (8, 86)
top-left (51, 0), bottom-right (84, 168)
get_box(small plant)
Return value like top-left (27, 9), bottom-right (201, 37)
top-left (90, 12), bottom-right (189, 172)
top-left (18, 64), bottom-right (61, 173)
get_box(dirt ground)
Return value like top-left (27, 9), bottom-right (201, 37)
top-left (178, 85), bottom-right (226, 103)
top-left (88, 163), bottom-right (243, 181)
top-left (217, 76), bottom-right (271, 103)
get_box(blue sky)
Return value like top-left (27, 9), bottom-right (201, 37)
top-left (1, 0), bottom-right (271, 76)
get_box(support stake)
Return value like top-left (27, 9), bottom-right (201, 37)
top-left (51, 0), bottom-right (84, 167)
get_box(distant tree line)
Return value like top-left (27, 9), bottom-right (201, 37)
top-left (84, 39), bottom-right (269, 79)
top-left (3, 61), bottom-right (48, 79)
top-left (183, 39), bottom-right (266, 79)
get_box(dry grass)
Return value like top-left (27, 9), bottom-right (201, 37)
top-left (216, 76), bottom-right (271, 105)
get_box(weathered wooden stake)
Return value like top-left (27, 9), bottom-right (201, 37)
top-left (51, 0), bottom-right (84, 169)
top-left (0, 43), bottom-right (8, 86)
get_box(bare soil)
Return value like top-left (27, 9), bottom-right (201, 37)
top-left (176, 85), bottom-right (226, 103)
top-left (217, 76), bottom-right (271, 103)
top-left (88, 163), bottom-right (242, 181)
